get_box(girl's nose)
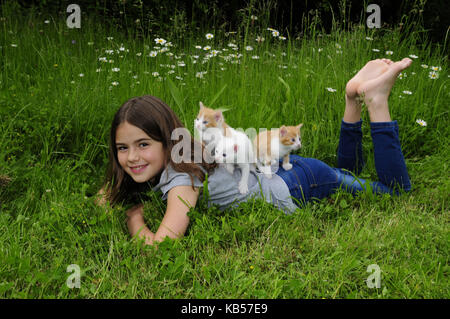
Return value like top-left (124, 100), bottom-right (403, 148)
top-left (128, 148), bottom-right (140, 162)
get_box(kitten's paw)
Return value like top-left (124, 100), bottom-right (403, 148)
top-left (238, 181), bottom-right (249, 194)
top-left (260, 165), bottom-right (273, 178)
top-left (225, 164), bottom-right (235, 174)
top-left (282, 163), bottom-right (293, 170)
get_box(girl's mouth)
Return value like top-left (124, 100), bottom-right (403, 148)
top-left (130, 164), bottom-right (148, 174)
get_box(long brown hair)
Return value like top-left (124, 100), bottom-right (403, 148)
top-left (101, 95), bottom-right (216, 206)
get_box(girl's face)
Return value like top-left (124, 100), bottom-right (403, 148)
top-left (115, 122), bottom-right (165, 183)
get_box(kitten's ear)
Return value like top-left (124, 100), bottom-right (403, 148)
top-left (214, 110), bottom-right (223, 123)
top-left (233, 144), bottom-right (239, 153)
top-left (199, 101), bottom-right (205, 109)
top-left (297, 123), bottom-right (303, 130)
top-left (280, 125), bottom-right (288, 137)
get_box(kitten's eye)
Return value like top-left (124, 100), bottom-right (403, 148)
top-left (203, 121), bottom-right (208, 124)
top-left (223, 153), bottom-right (226, 157)
top-left (291, 138), bottom-right (295, 142)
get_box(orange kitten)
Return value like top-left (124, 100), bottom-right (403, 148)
top-left (194, 102), bottom-right (233, 144)
top-left (253, 124), bottom-right (303, 178)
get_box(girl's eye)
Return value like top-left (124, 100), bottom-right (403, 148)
top-left (139, 143), bottom-right (148, 147)
top-left (118, 146), bottom-right (127, 151)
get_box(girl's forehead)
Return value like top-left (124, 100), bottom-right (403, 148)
top-left (116, 122), bottom-right (151, 142)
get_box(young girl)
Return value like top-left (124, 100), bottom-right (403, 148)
top-left (97, 58), bottom-right (413, 246)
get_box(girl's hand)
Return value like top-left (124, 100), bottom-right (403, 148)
top-left (126, 204), bottom-right (148, 239)
top-left (126, 203), bottom-right (144, 219)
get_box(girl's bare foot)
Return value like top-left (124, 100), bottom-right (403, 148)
top-left (345, 59), bottom-right (392, 99)
top-left (357, 58), bottom-right (412, 122)
top-left (343, 59), bottom-right (392, 123)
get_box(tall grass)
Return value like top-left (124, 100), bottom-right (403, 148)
top-left (0, 2), bottom-right (448, 298)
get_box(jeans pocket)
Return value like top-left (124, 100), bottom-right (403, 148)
top-left (299, 158), bottom-right (338, 200)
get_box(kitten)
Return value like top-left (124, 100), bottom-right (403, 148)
top-left (214, 135), bottom-right (255, 194)
top-left (194, 101), bottom-right (233, 148)
top-left (253, 124), bottom-right (303, 178)
top-left (195, 102), bottom-right (255, 194)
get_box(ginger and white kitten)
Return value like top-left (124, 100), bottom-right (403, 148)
top-left (253, 124), bottom-right (303, 178)
top-left (214, 135), bottom-right (255, 194)
top-left (195, 102), bottom-right (256, 194)
top-left (194, 101), bottom-right (233, 148)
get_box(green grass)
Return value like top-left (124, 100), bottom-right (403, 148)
top-left (0, 4), bottom-right (448, 298)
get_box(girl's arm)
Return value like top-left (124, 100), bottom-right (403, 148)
top-left (126, 185), bottom-right (200, 246)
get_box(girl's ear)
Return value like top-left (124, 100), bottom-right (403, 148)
top-left (280, 125), bottom-right (287, 137)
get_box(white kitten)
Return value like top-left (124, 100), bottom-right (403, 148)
top-left (214, 135), bottom-right (256, 194)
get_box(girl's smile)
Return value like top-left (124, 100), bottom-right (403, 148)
top-left (115, 121), bottom-right (165, 183)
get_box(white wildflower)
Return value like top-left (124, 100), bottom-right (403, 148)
top-left (416, 119), bottom-right (427, 127)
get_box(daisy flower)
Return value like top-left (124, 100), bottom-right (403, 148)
top-left (365, 36), bottom-right (373, 41)
top-left (112, 67), bottom-right (120, 72)
top-left (205, 33), bottom-right (214, 40)
top-left (421, 64), bottom-right (428, 68)
top-left (79, 73), bottom-right (84, 77)
top-left (44, 20), bottom-right (50, 24)
top-left (203, 46), bottom-right (211, 51)
top-left (195, 45), bottom-right (202, 49)
top-left (154, 38), bottom-right (167, 45)
top-left (245, 46), bottom-right (253, 51)
top-left (409, 54), bottom-right (418, 59)
top-left (326, 87), bottom-right (337, 92)
top-left (196, 71), bottom-right (207, 78)
top-left (430, 66), bottom-right (441, 71)
top-left (416, 119), bottom-right (427, 127)
top-left (256, 36), bottom-right (265, 43)
top-left (428, 71), bottom-right (439, 79)
top-left (251, 55), bottom-right (260, 59)
top-left (106, 37), bottom-right (113, 41)
top-left (385, 50), bottom-right (393, 55)
top-left (272, 30), bottom-right (280, 37)
top-left (402, 90), bottom-right (412, 95)
top-left (152, 72), bottom-right (159, 77)
top-left (111, 81), bottom-right (119, 86)
top-left (372, 48), bottom-right (380, 52)
top-left (149, 51), bottom-right (157, 57)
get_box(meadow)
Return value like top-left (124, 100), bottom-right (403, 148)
top-left (0, 4), bottom-right (448, 298)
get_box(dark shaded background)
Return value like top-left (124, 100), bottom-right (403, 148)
top-left (9, 0), bottom-right (450, 43)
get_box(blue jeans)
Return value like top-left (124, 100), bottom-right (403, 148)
top-left (276, 119), bottom-right (412, 207)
